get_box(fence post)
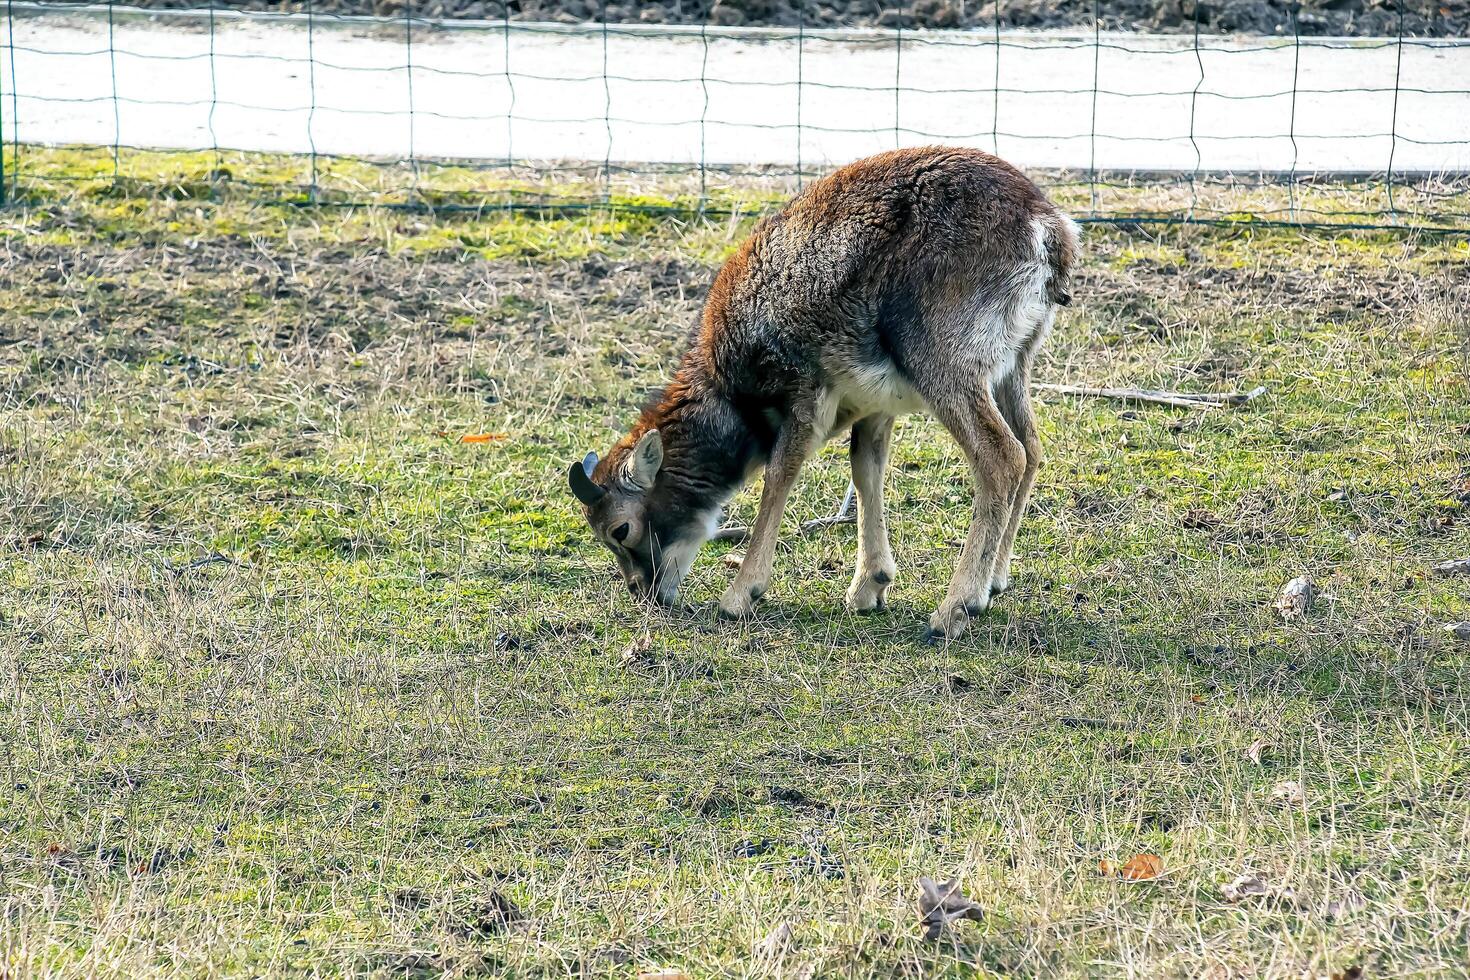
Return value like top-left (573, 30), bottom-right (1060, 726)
top-left (307, 0), bottom-right (318, 202)
top-left (1385, 0), bottom-right (1404, 217)
top-left (108, 0), bottom-right (119, 181)
top-left (1, 0), bottom-right (8, 206)
top-left (0, 23), bottom-right (6, 208)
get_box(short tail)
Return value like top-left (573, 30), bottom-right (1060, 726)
top-left (1043, 212), bottom-right (1080, 307)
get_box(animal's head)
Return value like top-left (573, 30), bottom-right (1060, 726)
top-left (568, 428), bottom-right (717, 606)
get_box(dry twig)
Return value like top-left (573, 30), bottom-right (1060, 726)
top-left (1035, 383), bottom-right (1267, 410)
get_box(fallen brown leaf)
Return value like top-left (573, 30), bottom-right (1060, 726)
top-left (459, 432), bottom-right (508, 444)
top-left (917, 876), bottom-right (984, 940)
top-left (620, 634), bottom-right (654, 667)
top-left (1245, 738), bottom-right (1269, 764)
top-left (1097, 858), bottom-right (1119, 876)
top-left (1119, 853), bottom-right (1163, 881)
top-left (722, 551), bottom-right (745, 570)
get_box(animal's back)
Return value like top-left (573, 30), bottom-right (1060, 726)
top-left (702, 146), bottom-right (1075, 400)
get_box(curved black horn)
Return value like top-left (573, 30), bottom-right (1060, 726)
top-left (568, 456), bottom-right (606, 507)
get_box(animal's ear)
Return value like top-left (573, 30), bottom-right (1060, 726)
top-left (627, 429), bottom-right (663, 490)
top-left (568, 453), bottom-right (606, 506)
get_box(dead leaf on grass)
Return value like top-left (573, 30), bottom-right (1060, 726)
top-left (459, 432), bottom-right (508, 444)
top-left (917, 876), bottom-right (984, 940)
top-left (1097, 858), bottom-right (1119, 876)
top-left (722, 551), bottom-right (745, 570)
top-left (1119, 853), bottom-right (1164, 881)
top-left (1245, 738), bottom-right (1269, 764)
top-left (620, 634), bottom-right (654, 667)
top-left (1275, 575), bottom-right (1315, 620)
top-left (1271, 780), bottom-right (1307, 808)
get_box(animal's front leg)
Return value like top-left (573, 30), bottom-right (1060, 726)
top-left (718, 399), bottom-right (819, 619)
top-left (845, 414), bottom-right (897, 613)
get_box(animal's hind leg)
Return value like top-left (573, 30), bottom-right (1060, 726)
top-left (845, 414), bottom-right (897, 613)
top-left (922, 379), bottom-right (1026, 641)
top-left (989, 354), bottom-right (1041, 598)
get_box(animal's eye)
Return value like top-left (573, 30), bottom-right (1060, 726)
top-left (611, 522), bottom-right (631, 542)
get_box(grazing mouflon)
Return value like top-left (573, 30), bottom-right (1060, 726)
top-left (568, 146), bottom-right (1078, 640)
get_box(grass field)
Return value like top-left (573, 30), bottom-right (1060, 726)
top-left (2, 149), bottom-right (1469, 978)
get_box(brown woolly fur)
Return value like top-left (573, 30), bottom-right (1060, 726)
top-left (571, 146), bottom-right (1078, 639)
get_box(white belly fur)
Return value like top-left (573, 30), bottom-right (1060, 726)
top-left (817, 362), bottom-right (927, 441)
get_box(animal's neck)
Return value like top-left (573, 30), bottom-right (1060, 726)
top-left (642, 360), bottom-right (767, 509)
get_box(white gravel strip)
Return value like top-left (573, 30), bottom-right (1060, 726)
top-left (3, 4), bottom-right (1468, 173)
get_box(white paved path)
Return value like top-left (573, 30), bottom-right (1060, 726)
top-left (3, 4), bottom-right (1468, 173)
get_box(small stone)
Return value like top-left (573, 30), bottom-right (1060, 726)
top-left (1274, 575), bottom-right (1315, 620)
top-left (1221, 874), bottom-right (1271, 902)
top-left (1271, 780), bottom-right (1307, 808)
top-left (917, 876), bottom-right (983, 940)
